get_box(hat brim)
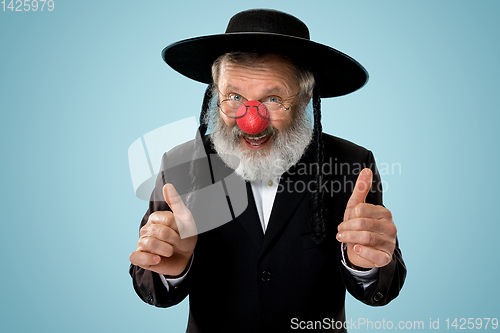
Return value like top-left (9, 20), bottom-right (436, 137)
top-left (162, 32), bottom-right (368, 98)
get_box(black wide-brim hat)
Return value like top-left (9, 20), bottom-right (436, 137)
top-left (162, 9), bottom-right (368, 98)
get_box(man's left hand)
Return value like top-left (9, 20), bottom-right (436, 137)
top-left (337, 168), bottom-right (397, 269)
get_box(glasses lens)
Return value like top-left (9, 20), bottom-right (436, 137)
top-left (262, 102), bottom-right (285, 120)
top-left (220, 101), bottom-right (286, 119)
top-left (220, 100), bottom-right (242, 117)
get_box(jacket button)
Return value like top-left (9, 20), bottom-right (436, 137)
top-left (374, 292), bottom-right (383, 302)
top-left (259, 271), bottom-right (272, 282)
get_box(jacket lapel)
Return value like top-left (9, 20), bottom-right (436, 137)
top-left (235, 182), bottom-right (264, 249)
top-left (259, 164), bottom-right (313, 257)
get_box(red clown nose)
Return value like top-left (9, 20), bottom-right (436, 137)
top-left (236, 101), bottom-right (270, 135)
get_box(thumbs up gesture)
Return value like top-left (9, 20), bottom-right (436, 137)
top-left (130, 184), bottom-right (198, 276)
top-left (337, 168), bottom-right (397, 269)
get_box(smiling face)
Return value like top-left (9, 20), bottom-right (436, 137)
top-left (209, 53), bottom-right (314, 181)
top-left (217, 54), bottom-right (300, 152)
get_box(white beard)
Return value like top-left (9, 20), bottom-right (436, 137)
top-left (208, 98), bottom-right (313, 181)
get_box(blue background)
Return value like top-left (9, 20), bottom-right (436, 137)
top-left (1, 0), bottom-right (499, 331)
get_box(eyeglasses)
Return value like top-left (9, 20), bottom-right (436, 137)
top-left (217, 92), bottom-right (297, 120)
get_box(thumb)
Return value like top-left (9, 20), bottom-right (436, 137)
top-left (163, 183), bottom-right (188, 215)
top-left (344, 168), bottom-right (373, 221)
top-left (163, 183), bottom-right (197, 238)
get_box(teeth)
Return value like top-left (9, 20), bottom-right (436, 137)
top-left (247, 134), bottom-right (266, 140)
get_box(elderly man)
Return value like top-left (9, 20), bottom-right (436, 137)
top-left (129, 9), bottom-right (406, 333)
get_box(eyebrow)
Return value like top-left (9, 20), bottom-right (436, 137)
top-left (263, 86), bottom-right (285, 95)
top-left (223, 84), bottom-right (286, 96)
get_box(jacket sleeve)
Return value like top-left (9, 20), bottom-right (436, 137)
top-left (340, 150), bottom-right (407, 306)
top-left (129, 155), bottom-right (191, 308)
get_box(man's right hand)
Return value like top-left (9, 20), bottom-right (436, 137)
top-left (129, 183), bottom-right (198, 277)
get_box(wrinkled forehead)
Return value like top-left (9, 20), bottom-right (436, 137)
top-left (216, 53), bottom-right (296, 79)
top-left (217, 53), bottom-right (299, 94)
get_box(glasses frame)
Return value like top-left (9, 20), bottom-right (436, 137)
top-left (217, 90), bottom-right (298, 120)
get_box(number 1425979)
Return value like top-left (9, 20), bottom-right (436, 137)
top-left (2, 0), bottom-right (54, 11)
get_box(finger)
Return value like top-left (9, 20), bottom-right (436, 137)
top-left (137, 236), bottom-right (175, 257)
top-left (140, 223), bottom-right (180, 246)
top-left (163, 184), bottom-right (190, 217)
top-left (350, 203), bottom-right (392, 220)
top-left (344, 168), bottom-right (373, 221)
top-left (147, 211), bottom-right (179, 233)
top-left (338, 217), bottom-right (393, 235)
top-left (352, 245), bottom-right (392, 268)
top-left (336, 230), bottom-right (389, 248)
top-left (129, 251), bottom-right (161, 268)
top-left (163, 183), bottom-right (197, 239)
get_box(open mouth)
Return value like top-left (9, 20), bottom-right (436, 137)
top-left (242, 133), bottom-right (271, 149)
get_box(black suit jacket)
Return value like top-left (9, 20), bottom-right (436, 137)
top-left (130, 133), bottom-right (406, 333)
